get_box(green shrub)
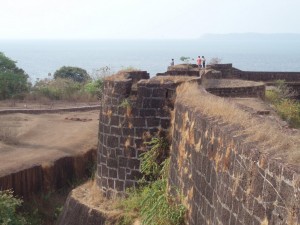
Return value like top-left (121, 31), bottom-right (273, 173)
top-left (29, 77), bottom-right (103, 102)
top-left (54, 66), bottom-right (90, 83)
top-left (117, 136), bottom-right (186, 225)
top-left (0, 190), bottom-right (27, 225)
top-left (119, 177), bottom-right (185, 225)
top-left (83, 79), bottom-right (103, 98)
top-left (141, 137), bottom-right (169, 181)
top-left (265, 90), bottom-right (280, 103)
top-left (179, 56), bottom-right (191, 64)
top-left (139, 179), bottom-right (186, 225)
top-left (119, 99), bottom-right (131, 109)
top-left (275, 99), bottom-right (300, 128)
top-left (32, 78), bottom-right (82, 101)
top-left (0, 52), bottom-right (30, 100)
top-left (265, 80), bottom-right (300, 128)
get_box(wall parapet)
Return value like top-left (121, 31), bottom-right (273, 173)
top-left (168, 85), bottom-right (300, 225)
top-left (206, 64), bottom-right (300, 82)
top-left (204, 79), bottom-right (265, 99)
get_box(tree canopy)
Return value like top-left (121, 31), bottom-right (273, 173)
top-left (0, 52), bottom-right (30, 99)
top-left (54, 66), bottom-right (90, 83)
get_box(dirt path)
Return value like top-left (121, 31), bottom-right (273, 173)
top-left (0, 110), bottom-right (99, 177)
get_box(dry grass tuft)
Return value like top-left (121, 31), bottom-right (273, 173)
top-left (176, 83), bottom-right (300, 163)
top-left (72, 180), bottom-right (128, 224)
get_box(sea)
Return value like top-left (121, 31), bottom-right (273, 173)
top-left (0, 39), bottom-right (300, 83)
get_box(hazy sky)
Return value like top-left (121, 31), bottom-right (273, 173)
top-left (1, 0), bottom-right (300, 39)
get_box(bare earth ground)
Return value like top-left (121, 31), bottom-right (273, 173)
top-left (0, 110), bottom-right (99, 177)
top-left (0, 100), bottom-right (99, 110)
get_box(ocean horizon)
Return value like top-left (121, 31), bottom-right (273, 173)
top-left (1, 38), bottom-right (300, 82)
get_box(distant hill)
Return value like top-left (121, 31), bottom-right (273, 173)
top-left (200, 33), bottom-right (300, 41)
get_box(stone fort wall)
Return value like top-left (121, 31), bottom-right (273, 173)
top-left (209, 63), bottom-right (300, 82)
top-left (96, 70), bottom-right (300, 224)
top-left (206, 85), bottom-right (265, 99)
top-left (96, 71), bottom-right (200, 196)
top-left (168, 91), bottom-right (300, 224)
top-left (206, 63), bottom-right (300, 98)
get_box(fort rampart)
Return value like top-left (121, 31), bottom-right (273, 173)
top-left (204, 79), bottom-right (265, 99)
top-left (96, 71), bottom-right (200, 196)
top-left (168, 88), bottom-right (300, 225)
top-left (209, 63), bottom-right (300, 82)
top-left (93, 66), bottom-right (300, 224)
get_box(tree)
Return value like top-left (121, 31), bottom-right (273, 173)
top-left (0, 52), bottom-right (30, 99)
top-left (54, 66), bottom-right (90, 83)
top-left (208, 57), bottom-right (222, 65)
top-left (180, 56), bottom-right (191, 64)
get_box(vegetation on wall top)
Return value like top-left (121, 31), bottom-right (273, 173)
top-left (177, 82), bottom-right (300, 163)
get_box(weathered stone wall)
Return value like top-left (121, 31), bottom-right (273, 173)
top-left (208, 64), bottom-right (300, 82)
top-left (208, 64), bottom-right (234, 78)
top-left (157, 70), bottom-right (200, 77)
top-left (168, 96), bottom-right (300, 225)
top-left (97, 72), bottom-right (148, 197)
top-left (203, 69), bottom-right (222, 79)
top-left (233, 70), bottom-right (300, 82)
top-left (96, 72), bottom-right (200, 196)
top-left (205, 64), bottom-right (300, 97)
top-left (157, 64), bottom-right (201, 77)
top-left (95, 67), bottom-right (300, 223)
top-left (206, 85), bottom-right (265, 99)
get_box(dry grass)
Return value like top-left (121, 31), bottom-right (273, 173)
top-left (71, 180), bottom-right (143, 224)
top-left (176, 83), bottom-right (300, 164)
top-left (105, 67), bottom-right (142, 81)
top-left (104, 72), bottom-right (132, 81)
top-left (119, 67), bottom-right (141, 73)
top-left (72, 180), bottom-right (130, 224)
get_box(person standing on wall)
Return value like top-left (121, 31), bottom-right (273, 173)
top-left (202, 56), bottom-right (206, 68)
top-left (196, 56), bottom-right (202, 68)
top-left (170, 58), bottom-right (175, 66)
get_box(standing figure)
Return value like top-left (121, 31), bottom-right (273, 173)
top-left (196, 56), bottom-right (202, 68)
top-left (170, 59), bottom-right (175, 66)
top-left (202, 56), bottom-right (206, 68)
